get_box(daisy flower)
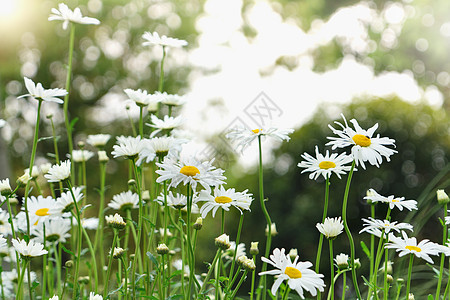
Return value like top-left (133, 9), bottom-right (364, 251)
top-left (198, 186), bottom-right (253, 218)
top-left (385, 231), bottom-right (441, 263)
top-left (112, 136), bottom-right (145, 159)
top-left (89, 292), bottom-right (103, 300)
top-left (156, 191), bottom-right (188, 209)
top-left (297, 146), bottom-right (354, 180)
top-left (364, 189), bottom-right (418, 211)
top-left (39, 163), bottom-right (52, 175)
top-left (226, 126), bottom-right (294, 151)
top-left (72, 150), bottom-right (95, 163)
top-left (147, 115), bottom-right (183, 137)
top-left (18, 77), bottom-right (67, 104)
top-left (360, 217), bottom-right (413, 235)
top-left (142, 31), bottom-right (188, 48)
top-left (12, 238), bottom-right (48, 258)
top-left (326, 114), bottom-right (397, 169)
top-left (24, 195), bottom-right (57, 226)
top-left (33, 218), bottom-right (71, 243)
top-left (105, 213), bottom-right (126, 229)
top-left (124, 88), bottom-right (154, 107)
top-left (155, 155), bottom-right (226, 192)
top-left (0, 119), bottom-right (5, 128)
top-left (0, 235), bottom-right (8, 254)
top-left (259, 248), bottom-right (325, 299)
top-left (24, 166), bottom-right (40, 179)
top-left (77, 217), bottom-right (99, 230)
top-left (48, 3), bottom-right (100, 30)
top-left (108, 190), bottom-right (139, 211)
top-left (316, 217), bottom-right (344, 239)
top-left (86, 134), bottom-right (111, 148)
top-left (158, 92), bottom-right (187, 107)
top-left (51, 186), bottom-right (84, 216)
top-left (45, 160), bottom-right (71, 182)
top-left (0, 209), bottom-right (12, 236)
top-left (437, 189), bottom-right (450, 205)
top-left (137, 135), bottom-right (188, 165)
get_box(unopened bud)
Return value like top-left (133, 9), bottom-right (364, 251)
top-left (46, 113), bottom-right (53, 119)
top-left (437, 189), bottom-right (450, 205)
top-left (78, 276), bottom-right (90, 284)
top-left (408, 293), bottom-right (414, 300)
top-left (193, 217), bottom-right (203, 230)
top-left (265, 223), bottom-right (278, 236)
top-left (113, 247), bottom-right (125, 259)
top-left (17, 173), bottom-right (31, 187)
top-left (387, 274), bottom-right (393, 283)
top-left (249, 242), bottom-right (259, 256)
top-left (77, 141), bottom-right (85, 149)
top-left (142, 190), bottom-right (150, 202)
top-left (0, 179), bottom-right (12, 196)
top-left (289, 248), bottom-right (298, 261)
top-left (98, 151), bottom-right (109, 162)
top-left (215, 234), bottom-right (231, 250)
top-left (353, 258), bottom-right (361, 269)
top-left (157, 243), bottom-right (169, 255)
top-left (128, 179), bottom-right (136, 188)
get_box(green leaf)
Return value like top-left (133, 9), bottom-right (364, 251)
top-left (80, 204), bottom-right (92, 214)
top-left (61, 244), bottom-right (75, 256)
top-left (134, 273), bottom-right (146, 284)
top-left (70, 117), bottom-right (79, 130)
top-left (37, 136), bottom-right (54, 143)
top-left (31, 280), bottom-right (40, 291)
top-left (146, 252), bottom-right (159, 267)
top-left (360, 241), bottom-right (371, 259)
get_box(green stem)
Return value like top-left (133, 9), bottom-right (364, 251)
top-left (130, 158), bottom-right (143, 299)
top-left (64, 24), bottom-right (76, 172)
top-left (256, 135), bottom-right (272, 300)
top-left (177, 209), bottom-right (186, 298)
top-left (370, 204), bottom-right (376, 281)
top-left (24, 99), bottom-right (43, 240)
top-left (53, 243), bottom-right (62, 296)
top-left (216, 253), bottom-right (222, 300)
top-left (341, 272), bottom-right (346, 300)
top-left (230, 270), bottom-right (249, 300)
top-left (42, 225), bottom-right (47, 300)
top-left (81, 224), bottom-right (98, 292)
top-left (405, 254), bottom-right (414, 298)
top-left (436, 204), bottom-right (448, 299)
top-left (121, 256), bottom-right (128, 300)
top-left (16, 259), bottom-right (28, 300)
top-left (250, 255), bottom-right (256, 300)
top-left (227, 214), bottom-right (245, 291)
top-left (67, 180), bottom-right (83, 299)
top-left (341, 161), bottom-right (361, 299)
top-left (158, 46), bottom-right (166, 92)
top-left (197, 249), bottom-right (222, 298)
top-left (163, 181), bottom-right (168, 244)
top-left (94, 161), bottom-right (107, 282)
top-left (329, 239), bottom-right (335, 300)
top-left (383, 248), bottom-right (388, 300)
top-left (282, 286), bottom-right (291, 300)
top-left (316, 176), bottom-right (330, 300)
top-left (139, 106), bottom-right (144, 137)
top-left (104, 230), bottom-right (118, 298)
top-left (5, 194), bottom-right (21, 275)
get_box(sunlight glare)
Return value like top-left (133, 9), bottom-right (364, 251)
top-left (0, 0), bottom-right (17, 17)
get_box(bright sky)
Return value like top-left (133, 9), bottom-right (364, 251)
top-left (180, 0), bottom-right (444, 166)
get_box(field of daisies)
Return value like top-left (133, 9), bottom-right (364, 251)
top-left (0, 2), bottom-right (449, 300)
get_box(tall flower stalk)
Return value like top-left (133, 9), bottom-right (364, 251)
top-left (340, 161), bottom-right (361, 299)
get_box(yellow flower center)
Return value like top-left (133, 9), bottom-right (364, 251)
top-left (352, 134), bottom-right (371, 147)
top-left (405, 245), bottom-right (422, 252)
top-left (319, 161), bottom-right (336, 169)
top-left (285, 266), bottom-right (302, 279)
top-left (215, 196), bottom-right (232, 204)
top-left (252, 129), bottom-right (261, 134)
top-left (35, 208), bottom-right (50, 217)
top-left (179, 166), bottom-right (200, 177)
top-left (392, 199), bottom-right (399, 202)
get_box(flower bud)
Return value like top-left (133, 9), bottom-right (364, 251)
top-left (386, 274), bottom-right (394, 283)
top-left (193, 217), bottom-right (203, 230)
top-left (289, 248), bottom-right (298, 261)
top-left (128, 179), bottom-right (136, 189)
top-left (353, 258), bottom-right (361, 269)
top-left (265, 223), bottom-right (278, 236)
top-left (98, 151), bottom-right (109, 162)
top-left (335, 253), bottom-right (349, 270)
top-left (105, 213), bottom-right (126, 230)
top-left (408, 293), bottom-right (414, 300)
top-left (113, 247), bottom-right (125, 259)
top-left (157, 243), bottom-right (169, 255)
top-left (215, 234), bottom-right (231, 250)
top-left (17, 173), bottom-right (31, 187)
top-left (437, 189), bottom-right (450, 205)
top-left (249, 242), bottom-right (259, 256)
top-left (0, 179), bottom-right (12, 196)
top-left (77, 141), bottom-right (85, 149)
top-left (142, 190), bottom-right (150, 202)
top-left (243, 257), bottom-right (256, 271)
top-left (366, 189), bottom-right (376, 204)
top-left (78, 276), bottom-right (90, 284)
top-left (65, 260), bottom-right (74, 268)
top-left (237, 255), bottom-right (248, 267)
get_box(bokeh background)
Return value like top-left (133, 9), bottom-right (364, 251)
top-left (1, 0), bottom-right (449, 297)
